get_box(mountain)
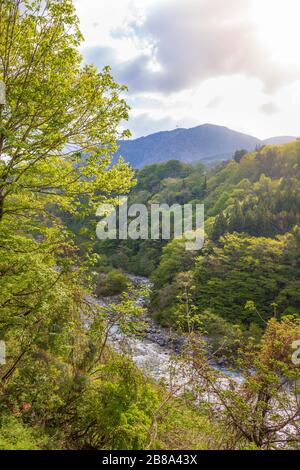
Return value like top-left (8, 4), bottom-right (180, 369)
top-left (262, 136), bottom-right (298, 145)
top-left (116, 124), bottom-right (298, 168)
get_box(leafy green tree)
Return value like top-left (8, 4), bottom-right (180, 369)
top-left (211, 211), bottom-right (227, 241)
top-left (0, 415), bottom-right (45, 450)
top-left (0, 0), bottom-right (135, 387)
top-left (194, 232), bottom-right (300, 325)
top-left (183, 316), bottom-right (300, 449)
top-left (233, 149), bottom-right (248, 163)
top-left (95, 270), bottom-right (129, 297)
top-left (151, 238), bottom-right (196, 287)
top-left (0, 1), bottom-right (137, 448)
top-left (0, 0), bottom-right (133, 225)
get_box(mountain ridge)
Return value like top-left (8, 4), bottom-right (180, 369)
top-left (116, 123), bottom-right (298, 168)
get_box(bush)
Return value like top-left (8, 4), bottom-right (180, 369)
top-left (200, 310), bottom-right (244, 361)
top-left (95, 270), bottom-right (129, 297)
top-left (0, 415), bottom-right (44, 450)
top-left (73, 356), bottom-right (159, 450)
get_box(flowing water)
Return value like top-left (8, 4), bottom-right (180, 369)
top-left (95, 274), bottom-right (243, 388)
top-left (92, 275), bottom-right (297, 446)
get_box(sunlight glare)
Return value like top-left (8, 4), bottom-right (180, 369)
top-left (252, 0), bottom-right (300, 65)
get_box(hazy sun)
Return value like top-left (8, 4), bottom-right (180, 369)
top-left (252, 0), bottom-right (300, 65)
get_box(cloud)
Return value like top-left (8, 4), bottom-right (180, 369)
top-left (122, 113), bottom-right (180, 138)
top-left (83, 46), bottom-right (117, 69)
top-left (206, 96), bottom-right (222, 109)
top-left (128, 95), bottom-right (164, 109)
top-left (96, 0), bottom-right (297, 94)
top-left (259, 102), bottom-right (281, 115)
top-left (78, 0), bottom-right (300, 140)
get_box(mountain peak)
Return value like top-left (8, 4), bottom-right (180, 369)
top-left (116, 124), bottom-right (297, 168)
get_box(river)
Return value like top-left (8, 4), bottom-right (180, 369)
top-left (95, 274), bottom-right (243, 389)
top-left (92, 274), bottom-right (297, 447)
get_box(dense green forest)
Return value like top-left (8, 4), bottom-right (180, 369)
top-left (95, 145), bottom-right (300, 340)
top-left (0, 0), bottom-right (300, 451)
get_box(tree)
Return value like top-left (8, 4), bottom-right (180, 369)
top-left (227, 202), bottom-right (245, 232)
top-left (0, 0), bottom-right (134, 394)
top-left (233, 149), bottom-right (248, 163)
top-left (211, 211), bottom-right (228, 241)
top-left (151, 238), bottom-right (195, 287)
top-left (95, 270), bottom-right (129, 297)
top-left (0, 0), bottom-right (134, 225)
top-left (182, 316), bottom-right (300, 449)
top-left (194, 232), bottom-right (300, 325)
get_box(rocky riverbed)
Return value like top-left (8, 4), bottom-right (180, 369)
top-left (94, 274), bottom-right (243, 385)
top-left (92, 274), bottom-right (297, 447)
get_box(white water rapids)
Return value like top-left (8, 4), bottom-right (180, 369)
top-left (94, 274), bottom-right (243, 389)
top-left (88, 274), bottom-right (298, 448)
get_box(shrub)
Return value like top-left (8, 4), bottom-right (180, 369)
top-left (95, 270), bottom-right (129, 297)
top-left (0, 415), bottom-right (44, 450)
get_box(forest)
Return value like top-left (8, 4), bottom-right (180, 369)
top-left (96, 146), bottom-right (300, 329)
top-left (0, 0), bottom-right (300, 452)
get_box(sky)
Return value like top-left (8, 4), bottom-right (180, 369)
top-left (74, 0), bottom-right (300, 139)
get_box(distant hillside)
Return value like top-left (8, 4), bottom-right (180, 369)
top-left (262, 136), bottom-right (298, 145)
top-left (116, 124), bottom-right (298, 168)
